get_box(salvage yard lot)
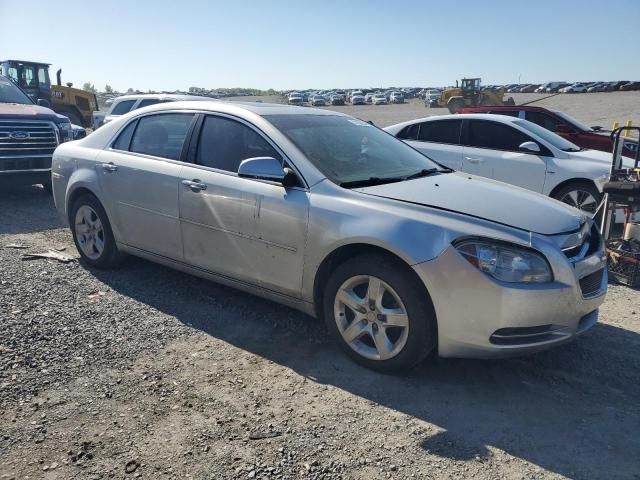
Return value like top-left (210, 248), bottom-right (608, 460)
top-left (235, 91), bottom-right (640, 130)
top-left (1, 93), bottom-right (640, 480)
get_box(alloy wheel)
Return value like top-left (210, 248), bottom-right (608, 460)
top-left (559, 189), bottom-right (598, 214)
top-left (333, 275), bottom-right (409, 361)
top-left (74, 205), bottom-right (105, 260)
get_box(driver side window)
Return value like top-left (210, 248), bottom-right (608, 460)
top-left (196, 115), bottom-right (281, 173)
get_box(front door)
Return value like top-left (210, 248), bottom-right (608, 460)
top-left (96, 112), bottom-right (196, 260)
top-left (179, 114), bottom-right (309, 297)
top-left (462, 119), bottom-right (548, 193)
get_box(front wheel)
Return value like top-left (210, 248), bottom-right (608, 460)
top-left (70, 194), bottom-right (125, 268)
top-left (552, 182), bottom-right (602, 216)
top-left (323, 254), bottom-right (437, 372)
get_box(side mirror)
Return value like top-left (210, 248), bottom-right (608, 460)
top-left (519, 141), bottom-right (541, 154)
top-left (37, 98), bottom-right (51, 108)
top-left (555, 124), bottom-right (573, 134)
top-left (238, 157), bottom-right (297, 186)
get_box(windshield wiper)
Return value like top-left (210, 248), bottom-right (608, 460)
top-left (340, 176), bottom-right (405, 188)
top-left (403, 168), bottom-right (450, 180)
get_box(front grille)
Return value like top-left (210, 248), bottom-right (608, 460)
top-left (579, 269), bottom-right (604, 297)
top-left (490, 324), bottom-right (563, 346)
top-left (0, 156), bottom-right (51, 171)
top-left (563, 224), bottom-right (601, 260)
top-left (0, 120), bottom-right (58, 171)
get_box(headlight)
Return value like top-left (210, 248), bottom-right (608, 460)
top-left (57, 121), bottom-right (73, 143)
top-left (455, 239), bottom-right (553, 283)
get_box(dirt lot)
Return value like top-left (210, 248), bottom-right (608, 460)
top-left (1, 192), bottom-right (640, 480)
top-left (1, 93), bottom-right (640, 480)
top-left (234, 91), bottom-right (640, 131)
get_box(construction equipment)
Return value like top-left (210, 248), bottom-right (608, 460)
top-left (0, 59), bottom-right (98, 127)
top-left (432, 78), bottom-right (515, 113)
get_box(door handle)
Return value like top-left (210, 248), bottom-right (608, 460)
top-left (101, 162), bottom-right (118, 172)
top-left (464, 156), bottom-right (484, 164)
top-left (181, 179), bottom-right (207, 192)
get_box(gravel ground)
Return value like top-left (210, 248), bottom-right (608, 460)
top-left (1, 181), bottom-right (640, 480)
top-left (231, 91), bottom-right (640, 131)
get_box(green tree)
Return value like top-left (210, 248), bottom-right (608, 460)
top-left (104, 84), bottom-right (114, 94)
top-left (82, 82), bottom-right (97, 93)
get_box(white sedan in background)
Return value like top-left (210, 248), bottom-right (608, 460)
top-left (385, 114), bottom-right (633, 215)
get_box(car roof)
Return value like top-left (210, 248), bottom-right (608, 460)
top-left (113, 93), bottom-right (213, 102)
top-left (459, 105), bottom-right (556, 113)
top-left (133, 100), bottom-right (349, 117)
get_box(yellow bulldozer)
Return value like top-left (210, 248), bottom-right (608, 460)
top-left (0, 59), bottom-right (98, 127)
top-left (432, 78), bottom-right (515, 113)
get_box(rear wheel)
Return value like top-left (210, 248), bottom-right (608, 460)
top-left (552, 182), bottom-right (601, 216)
top-left (447, 98), bottom-right (465, 113)
top-left (323, 254), bottom-right (437, 372)
top-left (70, 194), bottom-right (125, 268)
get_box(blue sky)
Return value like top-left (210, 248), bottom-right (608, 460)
top-left (1, 0), bottom-right (639, 91)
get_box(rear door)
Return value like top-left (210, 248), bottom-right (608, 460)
top-left (96, 112), bottom-right (196, 260)
top-left (397, 119), bottom-right (464, 170)
top-left (461, 119), bottom-right (548, 193)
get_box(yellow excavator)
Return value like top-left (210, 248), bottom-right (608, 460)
top-left (431, 78), bottom-right (515, 113)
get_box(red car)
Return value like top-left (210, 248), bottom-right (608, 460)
top-left (458, 105), bottom-right (638, 159)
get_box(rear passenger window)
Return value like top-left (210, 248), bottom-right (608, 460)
top-left (110, 100), bottom-right (136, 115)
top-left (129, 113), bottom-right (195, 160)
top-left (112, 120), bottom-right (137, 150)
top-left (466, 120), bottom-right (532, 151)
top-left (196, 115), bottom-right (280, 172)
top-left (136, 99), bottom-right (161, 109)
top-left (417, 120), bottom-right (462, 144)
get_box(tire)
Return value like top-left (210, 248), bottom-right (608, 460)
top-left (323, 254), bottom-right (438, 372)
top-left (551, 181), bottom-right (602, 217)
top-left (447, 98), bottom-right (465, 114)
top-left (61, 110), bottom-right (84, 126)
top-left (69, 193), bottom-right (125, 268)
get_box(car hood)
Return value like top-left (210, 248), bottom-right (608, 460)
top-left (355, 172), bottom-right (585, 235)
top-left (0, 102), bottom-right (66, 122)
top-left (568, 148), bottom-right (635, 167)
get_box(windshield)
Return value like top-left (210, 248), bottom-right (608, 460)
top-left (553, 110), bottom-right (592, 132)
top-left (0, 76), bottom-right (34, 105)
top-left (265, 114), bottom-right (444, 185)
top-left (515, 119), bottom-right (581, 152)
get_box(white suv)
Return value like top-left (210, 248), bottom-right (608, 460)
top-left (93, 94), bottom-right (212, 128)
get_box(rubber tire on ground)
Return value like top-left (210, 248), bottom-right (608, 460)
top-left (322, 254), bottom-right (438, 372)
top-left (69, 193), bottom-right (125, 269)
top-left (551, 181), bottom-right (602, 217)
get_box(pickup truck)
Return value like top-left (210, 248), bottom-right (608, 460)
top-left (0, 75), bottom-right (74, 192)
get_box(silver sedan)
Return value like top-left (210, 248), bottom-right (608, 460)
top-left (51, 102), bottom-right (607, 372)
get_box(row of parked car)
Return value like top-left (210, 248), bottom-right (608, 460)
top-left (484, 81), bottom-right (640, 94)
top-left (287, 90), bottom-right (408, 106)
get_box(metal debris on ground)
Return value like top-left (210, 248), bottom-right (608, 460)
top-left (21, 250), bottom-right (75, 263)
